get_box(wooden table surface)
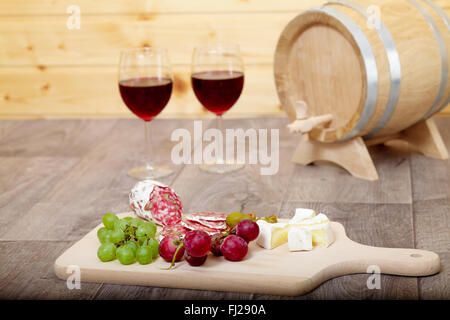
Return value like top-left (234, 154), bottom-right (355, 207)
top-left (0, 117), bottom-right (449, 300)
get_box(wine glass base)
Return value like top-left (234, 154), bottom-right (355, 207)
top-left (127, 165), bottom-right (174, 180)
top-left (198, 161), bottom-right (245, 174)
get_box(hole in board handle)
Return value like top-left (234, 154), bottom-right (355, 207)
top-left (410, 253), bottom-right (422, 258)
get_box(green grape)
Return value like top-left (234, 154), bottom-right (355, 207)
top-left (129, 218), bottom-right (143, 228)
top-left (146, 238), bottom-right (159, 259)
top-left (136, 225), bottom-right (154, 239)
top-left (135, 226), bottom-right (146, 238)
top-left (116, 246), bottom-right (135, 265)
top-left (109, 229), bottom-right (124, 243)
top-left (123, 217), bottom-right (133, 222)
top-left (99, 230), bottom-right (114, 244)
top-left (141, 222), bottom-right (157, 238)
top-left (136, 246), bottom-right (152, 265)
top-left (124, 241), bottom-right (138, 254)
top-left (97, 227), bottom-right (109, 243)
top-left (114, 219), bottom-right (128, 232)
top-left (97, 243), bottom-right (116, 262)
top-left (137, 236), bottom-right (147, 245)
top-left (103, 213), bottom-right (119, 230)
top-left (226, 212), bottom-right (245, 227)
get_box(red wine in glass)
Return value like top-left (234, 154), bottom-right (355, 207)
top-left (119, 77), bottom-right (173, 122)
top-left (191, 43), bottom-right (244, 174)
top-left (191, 70), bottom-right (244, 116)
top-left (118, 47), bottom-right (173, 179)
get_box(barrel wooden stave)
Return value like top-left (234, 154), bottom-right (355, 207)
top-left (274, 0), bottom-right (450, 143)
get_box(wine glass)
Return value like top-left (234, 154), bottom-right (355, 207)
top-left (191, 43), bottom-right (245, 173)
top-left (119, 47), bottom-right (174, 179)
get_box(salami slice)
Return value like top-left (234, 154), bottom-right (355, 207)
top-left (159, 223), bottom-right (188, 240)
top-left (181, 219), bottom-right (222, 235)
top-left (148, 185), bottom-right (183, 226)
top-left (188, 212), bottom-right (227, 221)
top-left (185, 215), bottom-right (227, 230)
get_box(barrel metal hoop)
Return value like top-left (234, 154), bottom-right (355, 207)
top-left (312, 6), bottom-right (378, 141)
top-left (325, 1), bottom-right (402, 138)
top-left (408, 0), bottom-right (449, 119)
top-left (421, 0), bottom-right (450, 113)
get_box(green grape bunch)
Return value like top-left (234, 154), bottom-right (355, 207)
top-left (96, 213), bottom-right (159, 265)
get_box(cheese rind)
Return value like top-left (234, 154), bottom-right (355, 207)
top-left (293, 213), bottom-right (329, 226)
top-left (288, 226), bottom-right (313, 251)
top-left (289, 208), bottom-right (316, 224)
top-left (256, 220), bottom-right (288, 249)
top-left (303, 222), bottom-right (335, 247)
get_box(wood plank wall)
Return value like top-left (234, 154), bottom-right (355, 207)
top-left (0, 0), bottom-right (449, 119)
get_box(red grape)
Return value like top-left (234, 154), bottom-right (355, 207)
top-left (210, 233), bottom-right (224, 256)
top-left (184, 251), bottom-right (207, 266)
top-left (235, 219), bottom-right (260, 242)
top-left (184, 230), bottom-right (211, 257)
top-left (221, 235), bottom-right (248, 261)
top-left (159, 235), bottom-right (185, 263)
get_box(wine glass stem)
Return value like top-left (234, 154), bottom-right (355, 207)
top-left (216, 115), bottom-right (223, 136)
top-left (216, 115), bottom-right (225, 164)
top-left (144, 121), bottom-right (154, 170)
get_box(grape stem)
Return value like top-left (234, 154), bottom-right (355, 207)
top-left (161, 242), bottom-right (184, 270)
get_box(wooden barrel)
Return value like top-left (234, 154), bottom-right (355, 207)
top-left (274, 0), bottom-right (450, 142)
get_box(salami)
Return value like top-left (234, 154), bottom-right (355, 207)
top-left (188, 212), bottom-right (227, 221)
top-left (184, 214), bottom-right (227, 230)
top-left (148, 185), bottom-right (183, 226)
top-left (129, 180), bottom-right (166, 221)
top-left (181, 219), bottom-right (222, 235)
top-left (129, 180), bottom-right (183, 227)
top-left (160, 223), bottom-right (188, 240)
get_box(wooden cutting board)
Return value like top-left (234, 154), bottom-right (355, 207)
top-left (54, 212), bottom-right (440, 296)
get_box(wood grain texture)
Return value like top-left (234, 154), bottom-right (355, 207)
top-left (1, 0), bottom-right (445, 16)
top-left (0, 14), bottom-right (297, 66)
top-left (418, 252), bottom-right (449, 300)
top-left (0, 241), bottom-right (102, 299)
top-left (0, 118), bottom-right (208, 241)
top-left (409, 118), bottom-right (450, 201)
top-left (0, 0), bottom-right (325, 15)
top-left (170, 118), bottom-right (294, 215)
top-left (0, 65), bottom-right (282, 119)
top-left (292, 135), bottom-right (379, 181)
top-left (0, 156), bottom-right (80, 236)
top-left (261, 202), bottom-right (420, 300)
top-left (413, 199), bottom-right (449, 253)
top-left (0, 120), bottom-right (22, 142)
top-left (395, 118), bottom-right (449, 160)
top-left (410, 117), bottom-right (450, 299)
top-left (0, 119), bottom-right (117, 157)
top-left (0, 0), bottom-right (448, 119)
top-left (285, 145), bottom-right (412, 204)
top-left (0, 117), bottom-right (449, 299)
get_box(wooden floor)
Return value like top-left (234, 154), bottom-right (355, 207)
top-left (0, 117), bottom-right (449, 300)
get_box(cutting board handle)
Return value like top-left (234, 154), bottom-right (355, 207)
top-left (344, 240), bottom-right (441, 277)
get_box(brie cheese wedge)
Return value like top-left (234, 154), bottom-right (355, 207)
top-left (289, 212), bottom-right (335, 249)
top-left (303, 222), bottom-right (335, 248)
top-left (256, 212), bottom-right (335, 250)
top-left (288, 225), bottom-right (313, 251)
top-left (256, 220), bottom-right (289, 249)
top-left (294, 213), bottom-right (329, 226)
top-left (289, 208), bottom-right (316, 224)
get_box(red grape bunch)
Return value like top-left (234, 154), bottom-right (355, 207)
top-left (159, 230), bottom-right (211, 267)
top-left (214, 219), bottom-right (259, 262)
top-left (159, 217), bottom-right (260, 268)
